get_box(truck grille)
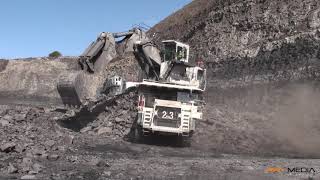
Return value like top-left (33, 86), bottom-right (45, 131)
top-left (154, 118), bottom-right (181, 128)
top-left (153, 106), bottom-right (181, 128)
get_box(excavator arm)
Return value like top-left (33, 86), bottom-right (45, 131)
top-left (57, 28), bottom-right (153, 107)
top-left (79, 32), bottom-right (111, 73)
top-left (78, 27), bottom-right (163, 77)
top-left (134, 41), bottom-right (161, 80)
top-left (78, 30), bottom-right (141, 73)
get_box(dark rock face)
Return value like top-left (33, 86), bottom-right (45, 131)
top-left (150, 0), bottom-right (320, 156)
top-left (150, 0), bottom-right (320, 63)
top-left (150, 0), bottom-right (320, 85)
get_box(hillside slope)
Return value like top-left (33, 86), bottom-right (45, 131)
top-left (150, 0), bottom-right (320, 156)
top-left (150, 0), bottom-right (320, 62)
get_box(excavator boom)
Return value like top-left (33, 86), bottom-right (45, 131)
top-left (133, 41), bottom-right (162, 80)
top-left (56, 28), bottom-right (154, 107)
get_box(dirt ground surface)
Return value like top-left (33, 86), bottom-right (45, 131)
top-left (1, 83), bottom-right (320, 180)
top-left (0, 103), bottom-right (320, 180)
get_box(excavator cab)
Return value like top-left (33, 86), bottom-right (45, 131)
top-left (162, 40), bottom-right (189, 63)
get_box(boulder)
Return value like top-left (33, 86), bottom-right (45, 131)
top-left (0, 142), bottom-right (16, 153)
top-left (7, 163), bottom-right (18, 174)
top-left (20, 175), bottom-right (36, 180)
top-left (0, 119), bottom-right (10, 126)
top-left (47, 154), bottom-right (59, 161)
top-left (97, 127), bottom-right (112, 135)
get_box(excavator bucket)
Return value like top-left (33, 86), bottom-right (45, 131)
top-left (79, 33), bottom-right (117, 73)
top-left (57, 72), bottom-right (83, 107)
top-left (57, 33), bottom-right (117, 107)
top-left (57, 71), bottom-right (108, 107)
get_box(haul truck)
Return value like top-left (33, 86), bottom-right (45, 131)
top-left (106, 40), bottom-right (206, 146)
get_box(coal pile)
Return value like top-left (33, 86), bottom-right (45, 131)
top-left (85, 92), bottom-right (137, 138)
top-left (58, 92), bottom-right (138, 138)
top-left (0, 103), bottom-right (135, 179)
top-left (0, 105), bottom-right (72, 178)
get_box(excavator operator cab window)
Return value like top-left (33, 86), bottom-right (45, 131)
top-left (197, 70), bottom-right (204, 81)
top-left (163, 43), bottom-right (176, 62)
top-left (163, 40), bottom-right (189, 62)
top-left (177, 46), bottom-right (187, 61)
top-left (197, 69), bottom-right (206, 90)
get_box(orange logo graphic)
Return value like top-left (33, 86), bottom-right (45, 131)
top-left (265, 167), bottom-right (285, 173)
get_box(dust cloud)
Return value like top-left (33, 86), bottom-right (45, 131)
top-left (272, 83), bottom-right (320, 157)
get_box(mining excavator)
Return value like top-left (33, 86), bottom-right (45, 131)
top-left (57, 28), bottom-right (206, 146)
top-left (57, 28), bottom-right (158, 106)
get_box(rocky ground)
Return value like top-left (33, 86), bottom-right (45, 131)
top-left (1, 102), bottom-right (320, 180)
top-left (0, 83), bottom-right (320, 180)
